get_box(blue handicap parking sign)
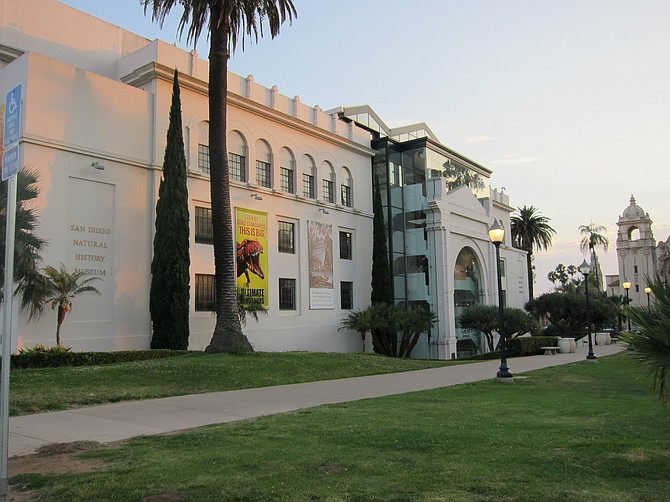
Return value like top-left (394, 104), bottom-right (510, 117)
top-left (3, 84), bottom-right (21, 149)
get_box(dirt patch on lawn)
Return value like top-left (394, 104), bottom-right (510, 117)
top-left (9, 441), bottom-right (110, 501)
top-left (10, 441), bottom-right (108, 476)
top-left (9, 441), bottom-right (192, 501)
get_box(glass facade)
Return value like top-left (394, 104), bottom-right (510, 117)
top-left (372, 135), bottom-right (489, 359)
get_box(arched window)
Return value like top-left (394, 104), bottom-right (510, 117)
top-left (301, 154), bottom-right (316, 199)
top-left (255, 139), bottom-right (272, 188)
top-left (629, 227), bottom-right (640, 241)
top-left (228, 130), bottom-right (247, 182)
top-left (322, 161), bottom-right (335, 203)
top-left (197, 121), bottom-right (209, 174)
top-left (279, 147), bottom-right (295, 194)
top-left (454, 247), bottom-right (482, 355)
top-left (340, 166), bottom-right (353, 208)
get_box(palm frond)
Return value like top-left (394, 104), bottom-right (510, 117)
top-left (621, 276), bottom-right (670, 404)
top-left (142, 0), bottom-right (296, 52)
top-left (510, 205), bottom-right (556, 253)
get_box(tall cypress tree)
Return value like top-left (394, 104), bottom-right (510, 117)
top-left (371, 176), bottom-right (392, 305)
top-left (150, 69), bottom-right (190, 349)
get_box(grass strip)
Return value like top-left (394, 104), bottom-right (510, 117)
top-left (12, 353), bottom-right (670, 501)
top-left (10, 351), bottom-right (457, 415)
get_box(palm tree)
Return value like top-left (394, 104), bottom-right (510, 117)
top-left (339, 308), bottom-right (372, 352)
top-left (622, 276), bottom-right (670, 405)
top-left (579, 223), bottom-right (609, 291)
top-left (41, 264), bottom-right (101, 346)
top-left (142, 0), bottom-right (296, 353)
top-left (0, 167), bottom-right (47, 314)
top-left (510, 206), bottom-right (556, 299)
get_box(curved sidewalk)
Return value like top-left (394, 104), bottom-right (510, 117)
top-left (9, 344), bottom-right (623, 457)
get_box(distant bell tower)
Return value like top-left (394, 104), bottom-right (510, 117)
top-left (616, 195), bottom-right (657, 306)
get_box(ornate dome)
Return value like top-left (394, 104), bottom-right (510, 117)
top-left (621, 194), bottom-right (647, 220)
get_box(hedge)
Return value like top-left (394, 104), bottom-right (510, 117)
top-left (11, 349), bottom-right (189, 369)
top-left (463, 336), bottom-right (559, 360)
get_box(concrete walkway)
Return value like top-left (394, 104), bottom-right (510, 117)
top-left (9, 344), bottom-right (623, 457)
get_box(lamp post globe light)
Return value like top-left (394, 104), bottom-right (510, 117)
top-left (622, 280), bottom-right (631, 330)
top-left (488, 219), bottom-right (512, 382)
top-left (579, 260), bottom-right (597, 362)
top-left (644, 286), bottom-right (652, 308)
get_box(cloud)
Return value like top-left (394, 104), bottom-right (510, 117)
top-left (490, 156), bottom-right (537, 165)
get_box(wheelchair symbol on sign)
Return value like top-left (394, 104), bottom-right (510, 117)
top-left (8, 94), bottom-right (17, 115)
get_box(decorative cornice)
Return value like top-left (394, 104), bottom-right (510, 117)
top-left (121, 62), bottom-right (376, 158)
top-left (21, 133), bottom-right (154, 170)
top-left (491, 198), bottom-right (515, 212)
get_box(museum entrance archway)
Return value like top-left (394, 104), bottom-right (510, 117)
top-left (454, 247), bottom-right (482, 357)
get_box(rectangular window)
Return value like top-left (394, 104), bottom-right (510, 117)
top-left (322, 179), bottom-right (334, 203)
top-left (280, 167), bottom-right (294, 193)
top-left (341, 184), bottom-right (352, 207)
top-left (634, 265), bottom-right (638, 273)
top-left (256, 160), bottom-right (271, 188)
top-left (279, 278), bottom-right (296, 310)
top-left (198, 144), bottom-right (210, 174)
top-left (195, 274), bottom-right (216, 311)
top-left (195, 206), bottom-right (213, 245)
top-left (341, 281), bottom-right (353, 310)
top-left (302, 174), bottom-right (314, 198)
top-left (278, 221), bottom-right (295, 254)
top-left (339, 231), bottom-right (352, 260)
top-left (229, 153), bottom-right (246, 182)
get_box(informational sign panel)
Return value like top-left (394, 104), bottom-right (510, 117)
top-left (1, 145), bottom-right (18, 182)
top-left (235, 207), bottom-right (268, 308)
top-left (3, 84), bottom-right (21, 149)
top-left (308, 220), bottom-right (334, 309)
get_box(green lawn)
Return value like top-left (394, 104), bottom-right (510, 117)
top-left (10, 351), bottom-right (457, 416)
top-left (12, 354), bottom-right (670, 501)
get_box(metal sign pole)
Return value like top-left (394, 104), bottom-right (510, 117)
top-left (1, 83), bottom-right (21, 502)
top-left (0, 173), bottom-right (17, 501)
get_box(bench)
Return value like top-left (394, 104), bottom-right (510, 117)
top-left (540, 346), bottom-right (559, 355)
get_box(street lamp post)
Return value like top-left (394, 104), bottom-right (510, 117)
top-left (644, 286), bottom-right (652, 308)
top-left (489, 219), bottom-right (512, 382)
top-left (623, 281), bottom-right (631, 330)
top-left (579, 260), bottom-right (597, 362)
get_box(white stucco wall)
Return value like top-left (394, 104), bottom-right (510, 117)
top-left (1, 2), bottom-right (374, 353)
top-left (1, 0), bottom-right (527, 358)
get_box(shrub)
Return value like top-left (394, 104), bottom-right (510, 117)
top-left (459, 305), bottom-right (537, 352)
top-left (506, 336), bottom-right (559, 357)
top-left (11, 348), bottom-right (188, 369)
top-left (462, 336), bottom-right (558, 360)
top-left (340, 303), bottom-right (437, 358)
top-left (526, 292), bottom-right (615, 338)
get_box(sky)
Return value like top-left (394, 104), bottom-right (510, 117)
top-left (61, 0), bottom-right (669, 295)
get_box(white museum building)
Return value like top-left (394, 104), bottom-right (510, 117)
top-left (0, 0), bottom-right (529, 359)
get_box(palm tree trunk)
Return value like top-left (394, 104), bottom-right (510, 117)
top-left (205, 13), bottom-right (252, 353)
top-left (526, 250), bottom-right (534, 299)
top-left (55, 307), bottom-right (64, 346)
